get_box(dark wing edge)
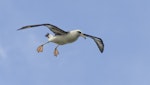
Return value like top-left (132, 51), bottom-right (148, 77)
top-left (83, 33), bottom-right (104, 53)
top-left (17, 24), bottom-right (49, 30)
top-left (18, 23), bottom-right (68, 35)
top-left (44, 24), bottom-right (68, 35)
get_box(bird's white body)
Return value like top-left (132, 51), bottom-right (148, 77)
top-left (48, 30), bottom-right (81, 45)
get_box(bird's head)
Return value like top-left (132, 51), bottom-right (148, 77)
top-left (74, 30), bottom-right (86, 39)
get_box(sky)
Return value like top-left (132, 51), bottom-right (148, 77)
top-left (0, 0), bottom-right (150, 85)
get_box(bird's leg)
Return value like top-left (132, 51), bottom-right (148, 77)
top-left (37, 41), bottom-right (50, 53)
top-left (54, 45), bottom-right (59, 57)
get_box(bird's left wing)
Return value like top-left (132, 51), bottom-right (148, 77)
top-left (18, 24), bottom-right (68, 35)
top-left (83, 33), bottom-right (104, 53)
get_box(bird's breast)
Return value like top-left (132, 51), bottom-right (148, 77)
top-left (52, 33), bottom-right (80, 45)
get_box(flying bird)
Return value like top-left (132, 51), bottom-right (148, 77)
top-left (18, 23), bottom-right (104, 56)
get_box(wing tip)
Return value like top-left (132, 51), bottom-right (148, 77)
top-left (17, 28), bottom-right (22, 30)
top-left (96, 38), bottom-right (104, 53)
top-left (17, 25), bottom-right (35, 31)
top-left (100, 40), bottom-right (104, 53)
top-left (17, 27), bottom-right (28, 31)
top-left (100, 47), bottom-right (104, 53)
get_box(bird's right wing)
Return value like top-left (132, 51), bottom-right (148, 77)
top-left (83, 33), bottom-right (104, 53)
top-left (18, 23), bottom-right (68, 35)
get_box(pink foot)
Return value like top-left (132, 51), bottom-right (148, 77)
top-left (37, 45), bottom-right (43, 53)
top-left (54, 48), bottom-right (59, 56)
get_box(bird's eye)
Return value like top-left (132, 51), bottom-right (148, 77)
top-left (78, 31), bottom-right (81, 33)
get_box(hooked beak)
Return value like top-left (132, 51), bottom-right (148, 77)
top-left (80, 33), bottom-right (86, 39)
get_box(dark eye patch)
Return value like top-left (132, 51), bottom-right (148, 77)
top-left (78, 31), bottom-right (81, 33)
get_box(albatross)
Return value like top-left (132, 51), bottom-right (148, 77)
top-left (18, 23), bottom-right (104, 56)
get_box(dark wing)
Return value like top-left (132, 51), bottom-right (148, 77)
top-left (18, 23), bottom-right (68, 35)
top-left (83, 33), bottom-right (104, 53)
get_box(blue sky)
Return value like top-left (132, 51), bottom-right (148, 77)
top-left (0, 0), bottom-right (150, 85)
